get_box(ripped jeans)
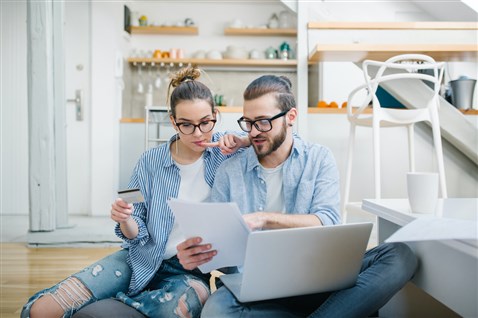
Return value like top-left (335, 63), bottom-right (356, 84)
top-left (21, 249), bottom-right (211, 318)
top-left (21, 249), bottom-right (131, 318)
top-left (116, 256), bottom-right (211, 317)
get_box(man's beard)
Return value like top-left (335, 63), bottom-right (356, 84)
top-left (250, 120), bottom-right (287, 160)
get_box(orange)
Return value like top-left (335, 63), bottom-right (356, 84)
top-left (317, 100), bottom-right (328, 108)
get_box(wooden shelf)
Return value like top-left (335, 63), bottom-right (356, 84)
top-left (309, 44), bottom-right (478, 62)
top-left (120, 107), bottom-right (476, 123)
top-left (127, 57), bottom-right (297, 68)
top-left (224, 27), bottom-right (297, 36)
top-left (308, 21), bottom-right (478, 30)
top-left (129, 26), bottom-right (198, 35)
top-left (460, 109), bottom-right (478, 115)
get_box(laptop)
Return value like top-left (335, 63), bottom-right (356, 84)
top-left (220, 222), bottom-right (373, 302)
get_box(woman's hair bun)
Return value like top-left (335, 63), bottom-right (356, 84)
top-left (170, 65), bottom-right (201, 88)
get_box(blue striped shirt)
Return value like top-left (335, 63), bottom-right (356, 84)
top-left (211, 135), bottom-right (341, 226)
top-left (115, 132), bottom-right (240, 295)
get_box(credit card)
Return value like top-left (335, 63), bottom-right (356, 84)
top-left (118, 188), bottom-right (144, 204)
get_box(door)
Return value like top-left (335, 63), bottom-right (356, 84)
top-left (65, 1), bottom-right (91, 215)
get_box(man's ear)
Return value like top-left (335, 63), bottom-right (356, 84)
top-left (287, 108), bottom-right (298, 127)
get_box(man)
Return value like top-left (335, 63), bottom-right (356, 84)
top-left (177, 75), bottom-right (417, 317)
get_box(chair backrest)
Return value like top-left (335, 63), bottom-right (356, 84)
top-left (363, 54), bottom-right (445, 114)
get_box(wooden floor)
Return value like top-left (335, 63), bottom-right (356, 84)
top-left (0, 243), bottom-right (120, 318)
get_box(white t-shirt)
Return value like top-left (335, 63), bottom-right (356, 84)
top-left (261, 162), bottom-right (285, 213)
top-left (163, 155), bottom-right (211, 259)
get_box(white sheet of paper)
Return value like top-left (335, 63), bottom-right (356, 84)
top-left (167, 198), bottom-right (251, 273)
top-left (385, 217), bottom-right (478, 244)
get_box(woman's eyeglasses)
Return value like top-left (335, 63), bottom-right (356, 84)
top-left (174, 119), bottom-right (217, 135)
top-left (237, 110), bottom-right (288, 133)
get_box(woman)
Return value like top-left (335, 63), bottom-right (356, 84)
top-left (22, 66), bottom-right (249, 318)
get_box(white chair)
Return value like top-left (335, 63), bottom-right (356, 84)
top-left (341, 54), bottom-right (448, 222)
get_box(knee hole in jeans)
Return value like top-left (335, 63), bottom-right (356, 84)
top-left (173, 279), bottom-right (210, 318)
top-left (50, 277), bottom-right (93, 311)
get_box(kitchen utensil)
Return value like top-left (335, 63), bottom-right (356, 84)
top-left (136, 62), bottom-right (144, 94)
top-left (207, 50), bottom-right (223, 60)
top-left (279, 42), bottom-right (290, 60)
top-left (154, 62), bottom-right (164, 89)
top-left (193, 50), bottom-right (206, 59)
top-left (184, 18), bottom-right (195, 26)
top-left (268, 13), bottom-right (279, 29)
top-left (450, 76), bottom-right (476, 110)
top-left (224, 46), bottom-right (248, 59)
top-left (265, 47), bottom-right (278, 59)
top-left (229, 18), bottom-right (244, 29)
top-left (249, 49), bottom-right (262, 60)
top-left (279, 10), bottom-right (293, 29)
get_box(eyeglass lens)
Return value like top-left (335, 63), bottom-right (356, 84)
top-left (176, 120), bottom-right (216, 135)
top-left (238, 110), bottom-right (288, 133)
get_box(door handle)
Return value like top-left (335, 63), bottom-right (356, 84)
top-left (66, 89), bottom-right (83, 121)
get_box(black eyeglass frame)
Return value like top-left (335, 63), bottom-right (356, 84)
top-left (174, 119), bottom-right (217, 135)
top-left (237, 109), bottom-right (289, 133)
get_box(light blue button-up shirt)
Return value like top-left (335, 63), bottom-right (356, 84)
top-left (211, 135), bottom-right (341, 226)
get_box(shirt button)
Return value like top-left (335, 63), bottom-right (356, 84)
top-left (258, 206), bottom-right (263, 211)
top-left (260, 180), bottom-right (265, 184)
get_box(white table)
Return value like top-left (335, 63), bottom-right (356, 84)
top-left (362, 198), bottom-right (478, 318)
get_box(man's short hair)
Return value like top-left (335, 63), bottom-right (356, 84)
top-left (243, 75), bottom-right (296, 112)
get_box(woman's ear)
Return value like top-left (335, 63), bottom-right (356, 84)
top-left (169, 115), bottom-right (178, 130)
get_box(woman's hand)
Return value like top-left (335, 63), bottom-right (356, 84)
top-left (111, 198), bottom-right (133, 223)
top-left (177, 237), bottom-right (217, 270)
top-left (111, 198), bottom-right (139, 239)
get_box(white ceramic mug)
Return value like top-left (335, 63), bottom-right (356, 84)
top-left (407, 172), bottom-right (439, 214)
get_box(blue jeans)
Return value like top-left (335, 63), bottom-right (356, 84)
top-left (116, 255), bottom-right (211, 317)
top-left (201, 242), bottom-right (417, 318)
top-left (21, 249), bottom-right (131, 318)
top-left (21, 249), bottom-right (210, 318)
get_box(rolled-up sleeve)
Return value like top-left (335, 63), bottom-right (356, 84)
top-left (114, 202), bottom-right (150, 246)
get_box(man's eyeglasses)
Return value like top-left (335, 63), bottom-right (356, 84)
top-left (237, 110), bottom-right (289, 133)
top-left (174, 119), bottom-right (217, 135)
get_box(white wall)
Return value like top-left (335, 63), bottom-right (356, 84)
top-left (90, 1), bottom-right (130, 216)
top-left (127, 1), bottom-right (292, 56)
top-left (1, 2), bottom-right (29, 216)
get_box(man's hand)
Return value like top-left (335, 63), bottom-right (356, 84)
top-left (201, 134), bottom-right (250, 155)
top-left (244, 212), bottom-right (323, 230)
top-left (243, 212), bottom-right (266, 231)
top-left (177, 237), bottom-right (217, 270)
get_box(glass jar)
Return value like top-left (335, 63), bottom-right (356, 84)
top-left (279, 10), bottom-right (292, 29)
